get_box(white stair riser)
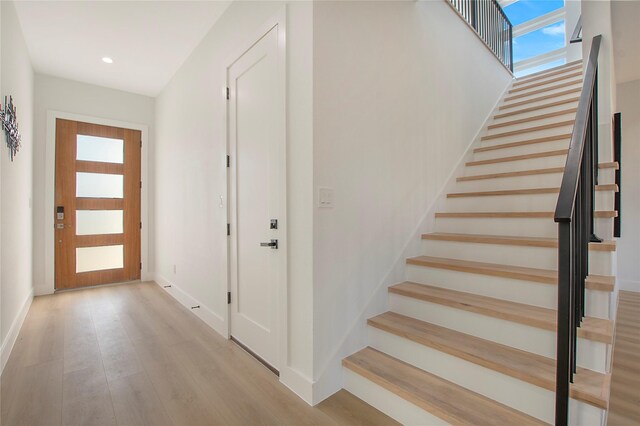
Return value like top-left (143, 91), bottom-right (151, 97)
top-left (480, 125), bottom-right (574, 147)
top-left (500, 90), bottom-right (583, 112)
top-left (473, 139), bottom-right (570, 161)
top-left (492, 100), bottom-right (579, 123)
top-left (507, 79), bottom-right (582, 99)
top-left (434, 217), bottom-right (614, 240)
top-left (343, 368), bottom-right (447, 425)
top-left (455, 168), bottom-right (615, 192)
top-left (420, 239), bottom-right (615, 276)
top-left (485, 113), bottom-right (576, 136)
top-left (405, 264), bottom-right (611, 318)
top-left (464, 154), bottom-right (568, 176)
top-left (443, 191), bottom-right (615, 213)
top-left (514, 68), bottom-right (582, 87)
top-left (502, 81), bottom-right (583, 105)
top-left (369, 328), bottom-right (605, 425)
top-left (389, 293), bottom-right (608, 372)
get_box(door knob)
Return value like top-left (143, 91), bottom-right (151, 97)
top-left (260, 239), bottom-right (278, 249)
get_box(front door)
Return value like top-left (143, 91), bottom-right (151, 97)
top-left (55, 119), bottom-right (141, 290)
top-left (228, 24), bottom-right (284, 370)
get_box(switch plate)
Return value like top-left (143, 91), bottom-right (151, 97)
top-left (318, 187), bottom-right (334, 208)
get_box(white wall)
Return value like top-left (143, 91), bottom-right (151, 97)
top-left (311, 0), bottom-right (512, 402)
top-left (616, 79), bottom-right (640, 292)
top-left (32, 74), bottom-right (155, 295)
top-left (1, 0), bottom-right (35, 371)
top-left (154, 1), bottom-right (314, 401)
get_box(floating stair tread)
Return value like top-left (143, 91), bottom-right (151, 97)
top-left (500, 88), bottom-right (582, 111)
top-left (505, 81), bottom-right (583, 102)
top-left (421, 232), bottom-right (616, 252)
top-left (458, 162), bottom-right (618, 182)
top-left (343, 347), bottom-right (548, 426)
top-left (447, 184), bottom-right (617, 198)
top-left (514, 61), bottom-right (582, 85)
top-left (488, 109), bottom-right (577, 130)
top-left (466, 149), bottom-right (568, 166)
top-left (482, 121), bottom-right (574, 142)
top-left (494, 98), bottom-right (580, 120)
top-left (405, 255), bottom-right (613, 291)
top-left (475, 134), bottom-right (570, 153)
top-left (388, 282), bottom-right (613, 343)
top-left (435, 211), bottom-right (617, 218)
top-left (510, 72), bottom-right (583, 93)
top-left (368, 311), bottom-right (610, 409)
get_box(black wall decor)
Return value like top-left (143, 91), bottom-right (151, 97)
top-left (0, 96), bottom-right (22, 161)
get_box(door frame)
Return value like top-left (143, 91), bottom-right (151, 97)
top-left (43, 111), bottom-right (150, 295)
top-left (224, 10), bottom-right (287, 373)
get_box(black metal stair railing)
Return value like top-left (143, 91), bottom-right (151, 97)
top-left (447, 0), bottom-right (514, 71)
top-left (553, 34), bottom-right (602, 426)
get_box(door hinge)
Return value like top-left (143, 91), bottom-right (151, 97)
top-left (227, 223), bottom-right (230, 236)
top-left (227, 292), bottom-right (231, 304)
top-left (140, 222), bottom-right (142, 229)
top-left (226, 155), bottom-right (230, 168)
top-left (226, 87), bottom-right (230, 100)
top-left (140, 140), bottom-right (142, 148)
top-left (140, 181), bottom-right (142, 189)
top-left (140, 262), bottom-right (142, 270)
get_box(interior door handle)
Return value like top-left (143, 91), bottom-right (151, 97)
top-left (260, 239), bottom-right (278, 249)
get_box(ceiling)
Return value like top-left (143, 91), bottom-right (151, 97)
top-left (612, 0), bottom-right (640, 84)
top-left (14, 1), bottom-right (231, 97)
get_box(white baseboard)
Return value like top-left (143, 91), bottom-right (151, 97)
top-left (618, 279), bottom-right (640, 292)
top-left (153, 274), bottom-right (228, 338)
top-left (280, 366), bottom-right (314, 405)
top-left (1, 289), bottom-right (34, 374)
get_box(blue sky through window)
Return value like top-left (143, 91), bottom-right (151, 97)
top-left (503, 0), bottom-right (566, 74)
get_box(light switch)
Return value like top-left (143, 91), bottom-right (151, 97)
top-left (318, 187), bottom-right (334, 208)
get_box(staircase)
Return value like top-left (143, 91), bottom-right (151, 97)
top-left (342, 61), bottom-right (616, 425)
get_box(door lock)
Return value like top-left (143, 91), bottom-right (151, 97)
top-left (260, 239), bottom-right (278, 249)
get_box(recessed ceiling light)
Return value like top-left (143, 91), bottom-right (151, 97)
top-left (102, 57), bottom-right (113, 64)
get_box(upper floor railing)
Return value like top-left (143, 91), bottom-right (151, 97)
top-left (553, 34), bottom-right (602, 426)
top-left (447, 0), bottom-right (514, 71)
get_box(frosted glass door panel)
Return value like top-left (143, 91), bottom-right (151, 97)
top-left (77, 135), bottom-right (124, 163)
top-left (76, 210), bottom-right (123, 235)
top-left (76, 245), bottom-right (124, 273)
top-left (76, 172), bottom-right (123, 198)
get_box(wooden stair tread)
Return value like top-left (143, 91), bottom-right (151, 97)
top-left (513, 62), bottom-right (582, 86)
top-left (421, 232), bottom-right (616, 252)
top-left (494, 98), bottom-right (580, 120)
top-left (504, 81), bottom-right (582, 102)
top-left (388, 282), bottom-right (613, 343)
top-left (510, 72), bottom-right (583, 93)
top-left (447, 184), bottom-right (617, 198)
top-left (457, 162), bottom-right (618, 182)
top-left (488, 109), bottom-right (577, 130)
top-left (475, 134), bottom-right (570, 153)
top-left (466, 149), bottom-right (568, 166)
top-left (481, 121), bottom-right (574, 141)
top-left (435, 211), bottom-right (617, 219)
top-left (500, 88), bottom-right (582, 110)
top-left (405, 255), bottom-right (613, 291)
top-left (343, 347), bottom-right (548, 425)
top-left (368, 311), bottom-right (610, 409)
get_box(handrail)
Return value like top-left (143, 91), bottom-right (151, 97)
top-left (554, 35), bottom-right (601, 222)
top-left (570, 15), bottom-right (582, 44)
top-left (446, 0), bottom-right (514, 71)
top-left (553, 34), bottom-right (602, 426)
top-left (613, 112), bottom-right (622, 237)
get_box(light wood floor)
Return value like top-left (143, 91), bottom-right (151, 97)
top-left (0, 282), bottom-right (397, 426)
top-left (608, 290), bottom-right (640, 426)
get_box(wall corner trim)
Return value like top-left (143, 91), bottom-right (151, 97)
top-left (1, 288), bottom-right (34, 374)
top-left (280, 366), bottom-right (314, 405)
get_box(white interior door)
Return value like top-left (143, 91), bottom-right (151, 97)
top-left (228, 25), bottom-right (284, 370)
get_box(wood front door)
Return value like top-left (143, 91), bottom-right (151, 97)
top-left (55, 119), bottom-right (141, 290)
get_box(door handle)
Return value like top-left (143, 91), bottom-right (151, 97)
top-left (260, 239), bottom-right (278, 249)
